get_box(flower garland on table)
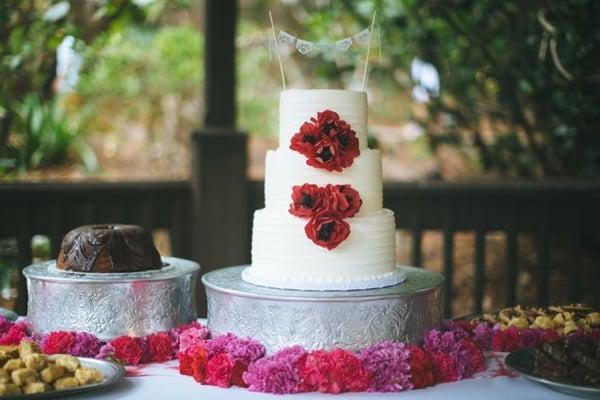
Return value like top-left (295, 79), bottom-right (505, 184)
top-left (0, 316), bottom-right (598, 395)
top-left (0, 317), bottom-right (209, 366)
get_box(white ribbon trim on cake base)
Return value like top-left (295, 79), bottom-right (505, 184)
top-left (241, 266), bottom-right (406, 291)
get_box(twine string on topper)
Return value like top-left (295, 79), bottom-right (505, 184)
top-left (361, 10), bottom-right (377, 90)
top-left (269, 11), bottom-right (287, 89)
top-left (268, 11), bottom-right (379, 90)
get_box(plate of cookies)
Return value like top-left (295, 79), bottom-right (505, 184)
top-left (465, 303), bottom-right (600, 334)
top-left (0, 340), bottom-right (124, 399)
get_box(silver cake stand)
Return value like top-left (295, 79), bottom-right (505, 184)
top-left (24, 257), bottom-right (200, 340)
top-left (203, 265), bottom-right (443, 353)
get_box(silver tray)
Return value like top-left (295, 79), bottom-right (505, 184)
top-left (0, 307), bottom-right (17, 322)
top-left (204, 265), bottom-right (444, 353)
top-left (505, 348), bottom-right (600, 399)
top-left (24, 257), bottom-right (200, 340)
top-left (1, 357), bottom-right (124, 400)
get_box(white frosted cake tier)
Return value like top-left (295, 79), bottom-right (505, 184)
top-left (246, 89), bottom-right (400, 291)
top-left (249, 208), bottom-right (397, 289)
top-left (279, 89), bottom-right (368, 149)
top-left (264, 148), bottom-right (383, 215)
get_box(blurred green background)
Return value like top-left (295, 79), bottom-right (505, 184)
top-left (2, 0), bottom-right (598, 182)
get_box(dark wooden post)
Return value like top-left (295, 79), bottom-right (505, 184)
top-left (191, 0), bottom-right (248, 316)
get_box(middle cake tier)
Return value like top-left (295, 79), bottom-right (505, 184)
top-left (248, 208), bottom-right (397, 289)
top-left (264, 148), bottom-right (383, 215)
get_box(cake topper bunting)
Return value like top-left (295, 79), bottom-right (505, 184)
top-left (268, 11), bottom-right (380, 89)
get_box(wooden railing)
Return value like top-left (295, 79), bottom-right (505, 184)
top-left (2, 180), bottom-right (599, 317)
top-left (249, 180), bottom-right (600, 317)
top-left (0, 181), bottom-right (192, 314)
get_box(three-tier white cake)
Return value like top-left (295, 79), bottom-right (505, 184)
top-left (243, 89), bottom-right (404, 290)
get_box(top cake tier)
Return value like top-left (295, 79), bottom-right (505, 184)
top-left (279, 89), bottom-right (368, 150)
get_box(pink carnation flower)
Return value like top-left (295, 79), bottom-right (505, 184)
top-left (357, 341), bottom-right (412, 392)
top-left (243, 345), bottom-right (306, 394)
top-left (70, 332), bottom-right (102, 357)
top-left (178, 326), bottom-right (210, 353)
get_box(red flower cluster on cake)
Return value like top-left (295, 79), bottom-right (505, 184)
top-left (290, 110), bottom-right (360, 172)
top-left (289, 183), bottom-right (362, 250)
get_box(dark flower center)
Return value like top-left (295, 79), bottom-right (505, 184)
top-left (338, 134), bottom-right (349, 147)
top-left (317, 222), bottom-right (335, 241)
top-left (319, 146), bottom-right (333, 162)
top-left (303, 134), bottom-right (317, 144)
top-left (301, 193), bottom-right (314, 207)
top-left (322, 122), bottom-right (336, 135)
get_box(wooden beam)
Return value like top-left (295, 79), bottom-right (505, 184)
top-left (191, 129), bottom-right (247, 316)
top-left (204, 0), bottom-right (237, 127)
top-left (191, 0), bottom-right (248, 316)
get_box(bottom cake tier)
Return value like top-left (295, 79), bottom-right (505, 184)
top-left (250, 208), bottom-right (397, 289)
top-left (203, 265), bottom-right (443, 353)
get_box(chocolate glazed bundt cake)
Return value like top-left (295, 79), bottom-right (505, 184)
top-left (56, 224), bottom-right (163, 273)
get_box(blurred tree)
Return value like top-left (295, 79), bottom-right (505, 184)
top-left (0, 0), bottom-right (146, 173)
top-left (76, 24), bottom-right (203, 143)
top-left (335, 0), bottom-right (600, 178)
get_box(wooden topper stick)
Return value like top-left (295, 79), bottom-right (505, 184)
top-left (269, 11), bottom-right (286, 90)
top-left (361, 10), bottom-right (377, 91)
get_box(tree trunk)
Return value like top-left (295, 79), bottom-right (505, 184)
top-left (0, 113), bottom-right (13, 156)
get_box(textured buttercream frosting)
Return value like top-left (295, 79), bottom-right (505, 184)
top-left (264, 148), bottom-right (383, 215)
top-left (247, 89), bottom-right (398, 290)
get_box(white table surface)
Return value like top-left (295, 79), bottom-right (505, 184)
top-left (66, 354), bottom-right (582, 400)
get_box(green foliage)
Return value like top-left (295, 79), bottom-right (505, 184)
top-left (7, 95), bottom-right (96, 171)
top-left (334, 0), bottom-right (600, 178)
top-left (0, 0), bottom-right (148, 175)
top-left (237, 21), bottom-right (278, 136)
top-left (77, 24), bottom-right (203, 138)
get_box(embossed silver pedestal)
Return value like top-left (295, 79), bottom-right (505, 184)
top-left (24, 257), bottom-right (200, 340)
top-left (203, 266), bottom-right (443, 353)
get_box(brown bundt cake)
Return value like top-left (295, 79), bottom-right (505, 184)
top-left (56, 224), bottom-right (163, 273)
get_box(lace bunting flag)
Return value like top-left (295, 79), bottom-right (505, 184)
top-left (295, 39), bottom-right (314, 54)
top-left (272, 25), bottom-right (378, 55)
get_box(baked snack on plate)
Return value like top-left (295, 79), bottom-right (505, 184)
top-left (472, 304), bottom-right (600, 335)
top-left (0, 340), bottom-right (106, 397)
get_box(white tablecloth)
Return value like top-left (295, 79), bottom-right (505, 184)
top-left (67, 355), bottom-right (582, 400)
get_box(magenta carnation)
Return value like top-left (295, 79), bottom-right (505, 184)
top-left (95, 343), bottom-right (114, 360)
top-left (243, 345), bottom-right (307, 394)
top-left (519, 328), bottom-right (546, 349)
top-left (178, 326), bottom-right (210, 353)
top-left (472, 323), bottom-right (496, 350)
top-left (224, 337), bottom-right (265, 364)
top-left (200, 333), bottom-right (236, 357)
top-left (423, 330), bottom-right (461, 354)
top-left (357, 341), bottom-right (412, 392)
top-left (0, 316), bottom-right (12, 335)
top-left (70, 332), bottom-right (102, 357)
